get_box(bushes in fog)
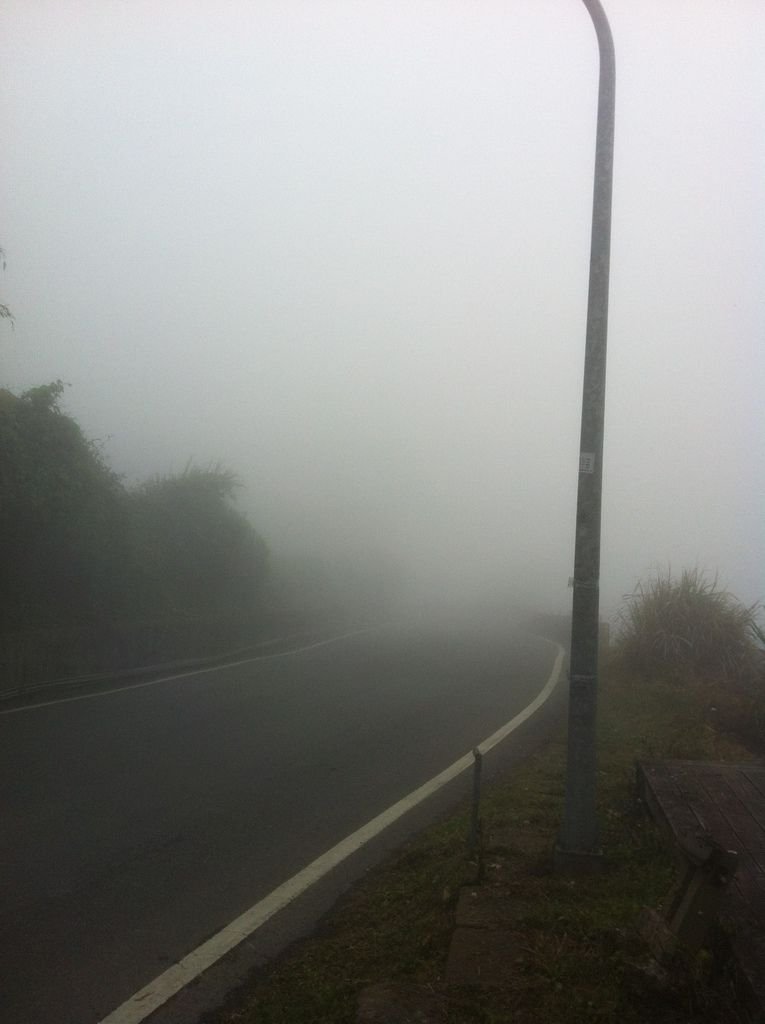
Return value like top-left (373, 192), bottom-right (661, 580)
top-left (615, 568), bottom-right (763, 686)
top-left (614, 569), bottom-right (765, 754)
top-left (126, 467), bottom-right (268, 620)
top-left (0, 382), bottom-right (269, 682)
top-left (0, 381), bottom-right (127, 633)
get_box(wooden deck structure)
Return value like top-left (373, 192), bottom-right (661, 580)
top-left (638, 760), bottom-right (765, 1018)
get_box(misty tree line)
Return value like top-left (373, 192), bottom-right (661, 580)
top-left (0, 381), bottom-right (270, 685)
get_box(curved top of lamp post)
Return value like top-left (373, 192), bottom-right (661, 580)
top-left (581, 0), bottom-right (615, 79)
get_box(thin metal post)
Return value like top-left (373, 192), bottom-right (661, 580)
top-left (468, 747), bottom-right (484, 882)
top-left (469, 747), bottom-right (483, 854)
top-left (557, 0), bottom-right (615, 862)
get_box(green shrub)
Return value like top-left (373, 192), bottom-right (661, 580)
top-left (0, 384), bottom-right (273, 690)
top-left (615, 568), bottom-right (763, 686)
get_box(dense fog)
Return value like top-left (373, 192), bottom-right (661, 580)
top-left (1, 0), bottom-right (762, 622)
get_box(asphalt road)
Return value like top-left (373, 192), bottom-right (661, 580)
top-left (0, 616), bottom-right (562, 1024)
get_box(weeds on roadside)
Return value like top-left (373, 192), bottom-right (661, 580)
top-left (616, 568), bottom-right (763, 685)
top-left (613, 569), bottom-right (764, 755)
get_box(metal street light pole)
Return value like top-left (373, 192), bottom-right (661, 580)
top-left (556, 0), bottom-right (615, 866)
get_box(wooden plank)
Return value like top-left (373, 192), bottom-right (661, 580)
top-left (736, 769), bottom-right (765, 823)
top-left (741, 766), bottom-right (765, 801)
top-left (638, 760), bottom-right (765, 1019)
top-left (638, 762), bottom-right (708, 853)
top-left (696, 774), bottom-right (750, 851)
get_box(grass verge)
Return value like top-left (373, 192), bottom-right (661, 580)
top-left (208, 661), bottom-right (761, 1024)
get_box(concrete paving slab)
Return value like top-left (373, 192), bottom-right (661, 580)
top-left (455, 887), bottom-right (531, 929)
top-left (445, 926), bottom-right (517, 988)
top-left (356, 981), bottom-right (446, 1023)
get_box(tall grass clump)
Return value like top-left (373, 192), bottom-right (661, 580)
top-left (616, 568), bottom-right (763, 686)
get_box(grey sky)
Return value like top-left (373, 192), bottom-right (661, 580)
top-left (1, 0), bottom-right (763, 616)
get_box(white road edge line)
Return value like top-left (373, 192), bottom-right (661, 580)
top-left (98, 639), bottom-right (565, 1024)
top-left (0, 628), bottom-right (377, 715)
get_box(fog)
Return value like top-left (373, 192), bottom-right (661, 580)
top-left (1, 0), bottom-right (763, 620)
